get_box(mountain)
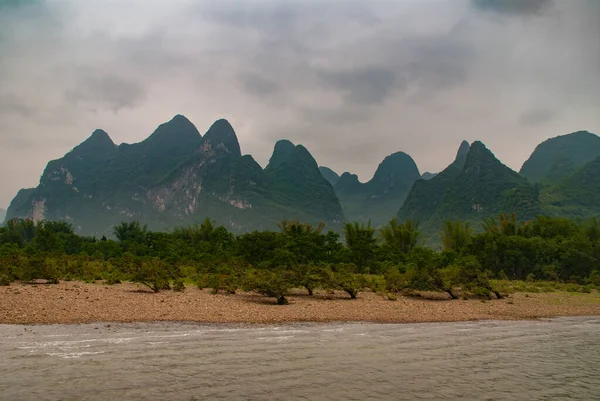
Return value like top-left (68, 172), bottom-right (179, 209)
top-left (264, 142), bottom-right (344, 225)
top-left (432, 141), bottom-right (539, 222)
top-left (334, 151), bottom-right (420, 226)
top-left (420, 172), bottom-right (437, 180)
top-left (5, 116), bottom-right (343, 235)
top-left (400, 141), bottom-right (539, 237)
top-left (520, 131), bottom-right (600, 184)
top-left (265, 140), bottom-right (295, 170)
top-left (398, 141), bottom-right (471, 224)
top-left (319, 166), bottom-right (340, 186)
top-left (0, 208), bottom-right (5, 224)
top-left (541, 155), bottom-right (600, 218)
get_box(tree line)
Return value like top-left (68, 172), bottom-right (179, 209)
top-left (0, 214), bottom-right (599, 304)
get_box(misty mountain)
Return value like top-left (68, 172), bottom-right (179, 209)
top-left (541, 155), bottom-right (600, 218)
top-left (319, 166), bottom-right (340, 186)
top-left (520, 131), bottom-right (600, 184)
top-left (398, 140), bottom-right (471, 224)
top-left (334, 151), bottom-right (420, 226)
top-left (400, 141), bottom-right (540, 239)
top-left (420, 172), bottom-right (437, 180)
top-left (5, 116), bottom-right (343, 235)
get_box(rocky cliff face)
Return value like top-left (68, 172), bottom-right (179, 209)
top-left (5, 116), bottom-right (343, 235)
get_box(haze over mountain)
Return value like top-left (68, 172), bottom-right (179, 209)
top-left (5, 116), bottom-right (343, 235)
top-left (5, 113), bottom-right (600, 237)
top-left (399, 140), bottom-right (471, 224)
top-left (542, 155), bottom-right (600, 219)
top-left (0, 208), bottom-right (5, 223)
top-left (519, 131), bottom-right (600, 184)
top-left (420, 172), bottom-right (437, 181)
top-left (335, 152), bottom-right (420, 226)
top-left (319, 167), bottom-right (340, 187)
top-left (1, 0), bottom-right (599, 209)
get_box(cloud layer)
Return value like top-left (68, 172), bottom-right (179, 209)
top-left (0, 0), bottom-right (599, 208)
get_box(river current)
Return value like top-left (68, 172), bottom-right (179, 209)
top-left (1, 317), bottom-right (599, 400)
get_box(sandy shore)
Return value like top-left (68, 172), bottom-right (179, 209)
top-left (1, 281), bottom-right (599, 325)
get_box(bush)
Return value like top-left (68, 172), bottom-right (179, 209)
top-left (172, 278), bottom-right (185, 292)
top-left (332, 264), bottom-right (362, 299)
top-left (242, 269), bottom-right (294, 305)
top-left (293, 264), bottom-right (334, 295)
top-left (384, 266), bottom-right (407, 293)
top-left (0, 273), bottom-right (12, 286)
top-left (18, 257), bottom-right (59, 284)
top-left (131, 257), bottom-right (172, 292)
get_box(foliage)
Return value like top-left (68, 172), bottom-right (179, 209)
top-left (242, 269), bottom-right (295, 305)
top-left (131, 258), bottom-right (173, 292)
top-left (0, 215), bottom-right (598, 301)
top-left (343, 222), bottom-right (376, 272)
top-left (440, 220), bottom-right (472, 252)
top-left (379, 218), bottom-right (420, 257)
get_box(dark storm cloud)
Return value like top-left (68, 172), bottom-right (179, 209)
top-left (64, 73), bottom-right (147, 112)
top-left (471, 0), bottom-right (554, 15)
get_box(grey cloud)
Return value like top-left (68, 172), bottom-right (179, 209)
top-left (299, 106), bottom-right (372, 125)
top-left (471, 0), bottom-right (554, 15)
top-left (519, 109), bottom-right (558, 126)
top-left (240, 74), bottom-right (281, 97)
top-left (317, 68), bottom-right (400, 104)
top-left (0, 94), bottom-right (37, 117)
top-left (64, 73), bottom-right (147, 112)
top-left (0, 0), bottom-right (599, 208)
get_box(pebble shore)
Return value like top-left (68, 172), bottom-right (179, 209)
top-left (1, 281), bottom-right (599, 325)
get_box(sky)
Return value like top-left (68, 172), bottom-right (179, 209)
top-left (1, 0), bottom-right (599, 208)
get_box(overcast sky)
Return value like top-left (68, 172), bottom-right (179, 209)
top-left (1, 0), bottom-right (599, 208)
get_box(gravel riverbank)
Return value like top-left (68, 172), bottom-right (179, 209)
top-left (1, 281), bottom-right (599, 325)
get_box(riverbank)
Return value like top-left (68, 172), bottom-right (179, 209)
top-left (1, 281), bottom-right (599, 325)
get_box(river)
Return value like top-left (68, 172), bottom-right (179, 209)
top-left (1, 317), bottom-right (599, 400)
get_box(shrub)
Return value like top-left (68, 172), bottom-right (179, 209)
top-left (332, 264), bottom-right (362, 299)
top-left (242, 269), bottom-right (294, 305)
top-left (131, 258), bottom-right (172, 292)
top-left (172, 278), bottom-right (185, 292)
top-left (384, 266), bottom-right (407, 293)
top-left (0, 273), bottom-right (12, 286)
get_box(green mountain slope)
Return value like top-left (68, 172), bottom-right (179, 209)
top-left (399, 141), bottom-right (539, 243)
top-left (334, 151), bottom-right (420, 226)
top-left (398, 140), bottom-right (470, 223)
top-left (318, 166), bottom-right (340, 186)
top-left (432, 141), bottom-right (539, 223)
top-left (541, 155), bottom-right (600, 218)
top-left (520, 130), bottom-right (600, 184)
top-left (5, 117), bottom-right (343, 235)
top-left (420, 172), bottom-right (437, 180)
top-left (264, 142), bottom-right (344, 227)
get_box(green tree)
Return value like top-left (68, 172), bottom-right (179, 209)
top-left (379, 218), bottom-right (420, 257)
top-left (440, 220), bottom-right (472, 252)
top-left (242, 269), bottom-right (295, 305)
top-left (343, 222), bottom-right (377, 273)
top-left (114, 221), bottom-right (148, 243)
top-left (131, 257), bottom-right (172, 292)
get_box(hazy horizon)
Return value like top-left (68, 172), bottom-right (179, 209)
top-left (1, 0), bottom-right (599, 208)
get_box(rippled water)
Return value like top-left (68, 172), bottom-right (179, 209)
top-left (1, 317), bottom-right (599, 400)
